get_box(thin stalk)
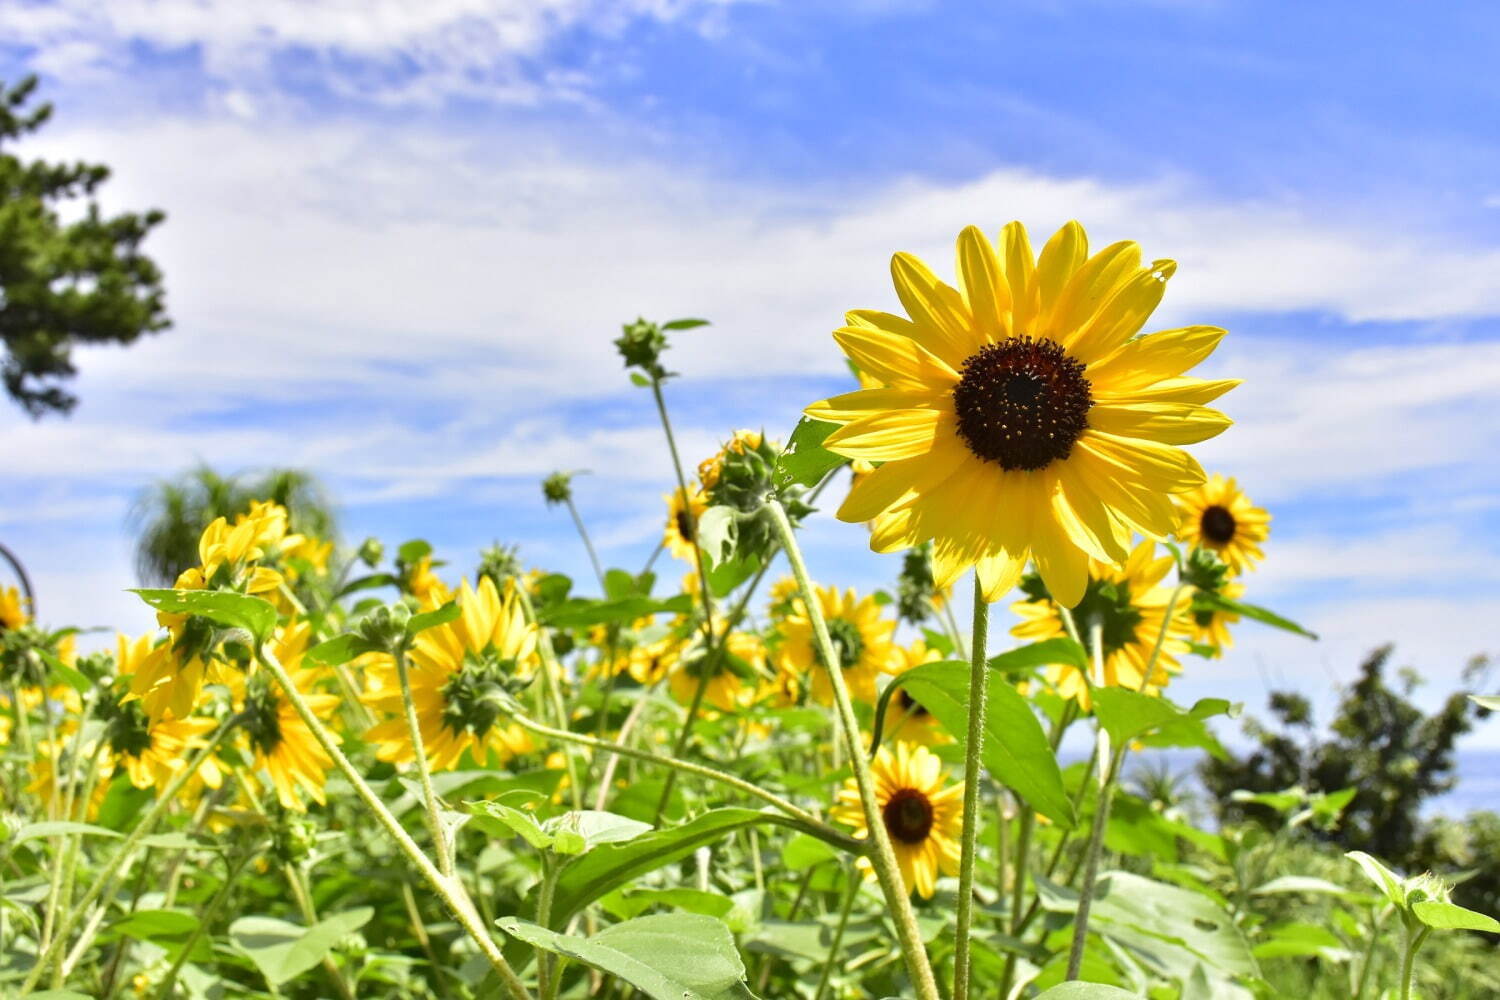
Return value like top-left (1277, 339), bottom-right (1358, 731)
top-left (252, 646), bottom-right (534, 1000)
top-left (952, 573), bottom-right (990, 1000)
top-left (1352, 906), bottom-right (1385, 1000)
top-left (285, 863), bottom-right (358, 1000)
top-left (653, 669), bottom-right (710, 823)
top-left (765, 497), bottom-right (941, 1000)
top-left (99, 842), bottom-right (153, 997)
top-left (1064, 620), bottom-right (1115, 981)
top-left (939, 597), bottom-right (969, 661)
top-left (593, 687), bottom-right (656, 810)
top-left (394, 642), bottom-right (453, 875)
top-left (19, 716), bottom-right (239, 995)
top-left (400, 879), bottom-right (452, 998)
top-left (154, 846), bottom-right (260, 1000)
top-left (1400, 923), bottom-right (1430, 1000)
top-left (513, 582), bottom-right (585, 812)
top-left (537, 856), bottom-right (560, 1000)
top-left (565, 496), bottom-right (607, 591)
top-left (813, 871), bottom-right (861, 1000)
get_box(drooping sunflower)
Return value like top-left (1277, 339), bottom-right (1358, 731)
top-left (1175, 474), bottom-right (1269, 575)
top-left (832, 741), bottom-right (963, 899)
top-left (882, 640), bottom-right (951, 747)
top-left (807, 221), bottom-right (1236, 606)
top-left (778, 585), bottom-right (896, 706)
top-left (663, 486), bottom-right (709, 562)
top-left (1, 585), bottom-right (28, 631)
top-left (364, 577), bottom-right (538, 770)
top-left (1011, 539), bottom-right (1192, 708)
top-left (108, 632), bottom-right (226, 796)
top-left (236, 623), bottom-right (338, 811)
top-left (697, 429), bottom-right (764, 490)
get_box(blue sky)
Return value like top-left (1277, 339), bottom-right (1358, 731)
top-left (2, 0), bottom-right (1498, 747)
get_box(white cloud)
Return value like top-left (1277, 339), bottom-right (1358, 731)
top-left (0, 0), bottom-right (736, 105)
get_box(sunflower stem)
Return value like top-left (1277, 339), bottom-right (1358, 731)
top-left (564, 495), bottom-right (607, 591)
top-left (394, 641), bottom-right (454, 876)
top-left (1065, 620), bottom-right (1121, 981)
top-left (18, 714), bottom-right (240, 996)
top-left (253, 645), bottom-right (535, 1000)
top-left (764, 497), bottom-right (942, 1000)
top-left (953, 572), bottom-right (990, 1000)
top-left (813, 867), bottom-right (861, 1000)
top-left (514, 581), bottom-right (585, 812)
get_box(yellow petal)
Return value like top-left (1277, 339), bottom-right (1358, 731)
top-left (825, 408), bottom-right (947, 460)
top-left (870, 507), bottom-right (917, 553)
top-left (976, 550), bottom-right (1026, 602)
top-left (1110, 376), bottom-right (1240, 406)
top-left (890, 252), bottom-right (981, 368)
top-left (1087, 401), bottom-right (1232, 445)
top-left (1053, 461), bottom-right (1131, 563)
top-left (1075, 430), bottom-right (1205, 493)
top-left (999, 221), bottom-right (1038, 334)
top-left (805, 387), bottom-right (943, 423)
top-left (832, 325), bottom-right (959, 391)
top-left (1036, 220), bottom-right (1088, 317)
top-left (837, 442), bottom-right (966, 523)
top-left (1087, 325), bottom-right (1227, 394)
top-left (1031, 512), bottom-right (1089, 607)
top-left (1066, 260), bottom-right (1175, 364)
top-left (955, 225), bottom-right (1007, 342)
top-left (1046, 240), bottom-right (1140, 346)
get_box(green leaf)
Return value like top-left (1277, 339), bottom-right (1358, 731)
top-left (1251, 922), bottom-right (1348, 959)
top-left (545, 810), bottom-right (654, 851)
top-left (130, 588), bottom-right (278, 642)
top-left (987, 637), bottom-right (1088, 676)
top-left (1032, 986), bottom-right (1143, 999)
top-left (541, 595), bottom-right (692, 628)
top-left (12, 821), bottom-right (124, 843)
top-left (1091, 691), bottom-right (1232, 752)
top-left (397, 539), bottom-right (432, 565)
top-left (1251, 875), bottom-right (1362, 899)
top-left (696, 506), bottom-right (737, 568)
top-left (109, 908), bottom-right (199, 941)
top-left (499, 914), bottom-right (756, 1000)
top-left (305, 634), bottom-right (363, 668)
top-left (1345, 851), bottom-right (1405, 906)
top-left (30, 992), bottom-right (96, 1000)
top-left (1195, 591), bottom-right (1317, 639)
top-left (335, 573), bottom-right (399, 598)
top-left (706, 553), bottom-right (760, 598)
top-left (773, 417), bottom-right (847, 489)
top-left (630, 372), bottom-right (651, 387)
top-left (662, 318), bottom-right (711, 331)
top-left (883, 661), bottom-right (1074, 827)
top-left (547, 808), bottom-right (809, 931)
top-left (780, 833), bottom-right (838, 870)
top-left (408, 600), bottom-right (461, 636)
top-left (39, 651), bottom-right (92, 694)
top-left (230, 908), bottom-right (373, 986)
top-left (1411, 900), bottom-right (1500, 933)
top-left (466, 800), bottom-right (554, 851)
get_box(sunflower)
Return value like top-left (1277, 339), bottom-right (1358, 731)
top-left (364, 577), bottom-right (539, 770)
top-left (627, 632), bottom-right (682, 686)
top-left (1175, 474), bottom-right (1269, 575)
top-left (1190, 579), bottom-right (1244, 655)
top-left (882, 640), bottom-right (951, 747)
top-left (806, 221), bottom-right (1236, 606)
top-left (697, 430), bottom-right (764, 490)
top-left (662, 486), bottom-right (709, 563)
top-left (1011, 539), bottom-right (1192, 708)
top-left (108, 633), bottom-right (226, 796)
top-left (28, 742), bottom-right (113, 821)
top-left (236, 628), bottom-right (338, 812)
top-left (1, 585), bottom-right (28, 631)
top-left (832, 742), bottom-right (963, 899)
top-left (402, 555), bottom-right (450, 605)
top-left (778, 585), bottom-right (896, 706)
top-left (668, 629), bottom-right (764, 713)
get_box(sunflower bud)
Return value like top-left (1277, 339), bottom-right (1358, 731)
top-left (355, 602), bottom-right (413, 653)
top-left (614, 317), bottom-right (669, 381)
top-left (356, 536), bottom-right (384, 568)
top-left (271, 808), bottom-right (319, 864)
top-left (541, 471), bottom-right (574, 506)
top-left (477, 543), bottom-right (523, 590)
top-left (896, 544), bottom-right (939, 624)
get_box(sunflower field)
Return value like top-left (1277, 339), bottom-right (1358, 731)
top-left (2, 222), bottom-right (1497, 1000)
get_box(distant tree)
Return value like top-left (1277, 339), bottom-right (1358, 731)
top-left (1, 75), bottom-right (168, 417)
top-left (130, 465), bottom-right (338, 585)
top-left (1202, 644), bottom-right (1492, 861)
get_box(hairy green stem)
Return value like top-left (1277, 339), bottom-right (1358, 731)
top-left (1400, 921), bottom-right (1430, 1000)
top-left (813, 870), bottom-right (861, 1000)
top-left (765, 497), bottom-right (941, 1000)
top-left (513, 582), bottom-right (585, 813)
top-left (952, 573), bottom-right (990, 1000)
top-left (393, 642), bottom-right (453, 875)
top-left (154, 846), bottom-right (261, 1000)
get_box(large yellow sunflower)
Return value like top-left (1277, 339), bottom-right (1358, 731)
top-left (807, 221), bottom-right (1236, 606)
top-left (1175, 474), bottom-right (1269, 575)
top-left (832, 742), bottom-right (963, 899)
top-left (364, 577), bottom-right (538, 770)
top-left (778, 585), bottom-right (896, 706)
top-left (663, 486), bottom-right (709, 563)
top-left (1011, 539), bottom-right (1192, 708)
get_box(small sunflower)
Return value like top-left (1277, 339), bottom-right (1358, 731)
top-left (108, 633), bottom-right (225, 796)
top-left (1011, 539), bottom-right (1192, 708)
top-left (663, 486), bottom-right (709, 562)
top-left (1190, 579), bottom-right (1244, 656)
top-left (832, 742), bottom-right (963, 899)
top-left (778, 585), bottom-right (896, 706)
top-left (28, 742), bottom-right (112, 820)
top-left (1175, 474), bottom-right (1269, 575)
top-left (807, 221), bottom-right (1236, 606)
top-left (697, 430), bottom-right (764, 490)
top-left (364, 577), bottom-right (539, 770)
top-left (236, 625), bottom-right (337, 811)
top-left (668, 629), bottom-right (764, 713)
top-left (882, 640), bottom-right (951, 747)
top-left (627, 632), bottom-right (682, 686)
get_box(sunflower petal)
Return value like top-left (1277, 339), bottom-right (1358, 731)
top-left (870, 507), bottom-right (917, 553)
top-left (1036, 220), bottom-right (1088, 318)
top-left (891, 252), bottom-right (980, 367)
top-left (1077, 430), bottom-right (1206, 493)
top-left (956, 225), bottom-right (1008, 342)
top-left (976, 550), bottom-right (1026, 602)
top-left (1088, 401), bottom-right (1232, 445)
top-left (1031, 513), bottom-right (1089, 608)
top-left (999, 221), bottom-right (1038, 334)
top-left (832, 325), bottom-right (958, 391)
top-left (1117, 376), bottom-right (1240, 406)
top-left (805, 387), bottom-right (942, 423)
top-left (1053, 461), bottom-right (1131, 563)
top-left (1088, 325), bottom-right (1227, 393)
top-left (825, 407), bottom-right (946, 460)
top-left (1046, 240), bottom-right (1141, 346)
top-left (1066, 259), bottom-right (1176, 364)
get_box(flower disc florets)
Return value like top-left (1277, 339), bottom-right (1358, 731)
top-left (952, 336), bottom-right (1093, 471)
top-left (883, 786), bottom-right (936, 844)
top-left (1200, 505), bottom-right (1237, 544)
top-left (814, 618), bottom-right (866, 672)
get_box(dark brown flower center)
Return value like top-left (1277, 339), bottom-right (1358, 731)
top-left (883, 786), bottom-right (935, 844)
top-left (898, 688), bottom-right (929, 718)
top-left (675, 507), bottom-right (695, 542)
top-left (952, 336), bottom-right (1092, 470)
top-left (1200, 505), bottom-right (1236, 545)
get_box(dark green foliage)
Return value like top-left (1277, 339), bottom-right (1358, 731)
top-left (1, 76), bottom-right (168, 417)
top-left (129, 464), bottom-right (338, 585)
top-left (1202, 645), bottom-right (1495, 914)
